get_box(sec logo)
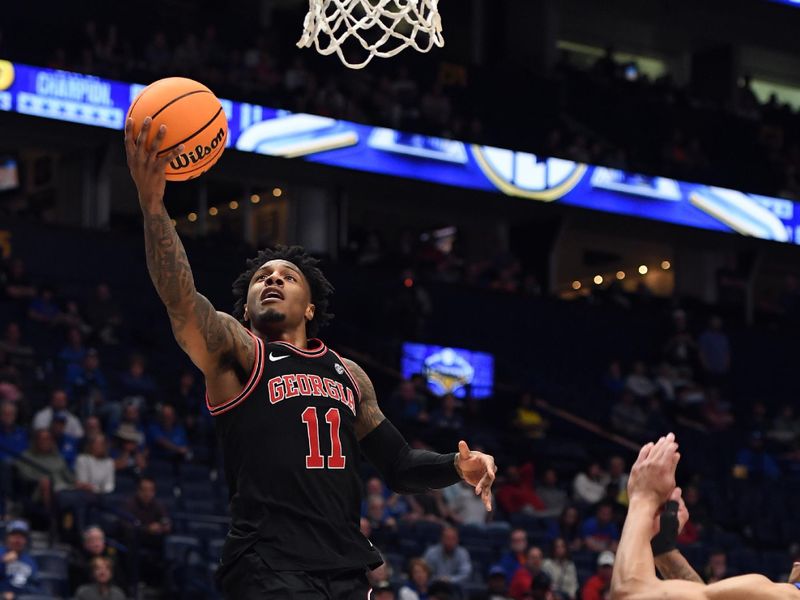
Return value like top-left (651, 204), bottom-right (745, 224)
top-left (472, 145), bottom-right (588, 201)
top-left (0, 60), bottom-right (15, 91)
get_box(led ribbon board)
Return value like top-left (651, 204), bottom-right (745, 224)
top-left (1, 59), bottom-right (798, 244)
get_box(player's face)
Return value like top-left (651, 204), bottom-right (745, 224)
top-left (245, 260), bottom-right (315, 334)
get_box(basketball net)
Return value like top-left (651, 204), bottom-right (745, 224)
top-left (297, 0), bottom-right (444, 69)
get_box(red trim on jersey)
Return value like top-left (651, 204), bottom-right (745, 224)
top-left (271, 338), bottom-right (327, 357)
top-left (206, 330), bottom-right (265, 416)
top-left (328, 348), bottom-right (362, 400)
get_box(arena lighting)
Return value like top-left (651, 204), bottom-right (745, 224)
top-left (187, 213), bottom-right (197, 222)
top-left (250, 194), bottom-right (261, 204)
top-left (593, 275), bottom-right (603, 285)
top-left (403, 278), bottom-right (414, 288)
top-left (662, 260), bottom-right (671, 270)
top-left (572, 281), bottom-right (582, 290)
top-left (639, 265), bottom-right (648, 275)
top-left (273, 187), bottom-right (283, 197)
top-left (229, 200), bottom-right (239, 210)
top-left (616, 271), bottom-right (625, 280)
top-left (209, 207), bottom-right (218, 216)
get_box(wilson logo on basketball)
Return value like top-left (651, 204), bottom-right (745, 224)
top-left (169, 127), bottom-right (226, 170)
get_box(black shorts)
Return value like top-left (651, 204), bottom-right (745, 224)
top-left (218, 549), bottom-right (372, 600)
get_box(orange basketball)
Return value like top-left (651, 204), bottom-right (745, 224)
top-left (127, 77), bottom-right (228, 182)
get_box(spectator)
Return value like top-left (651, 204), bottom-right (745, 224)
top-left (33, 388), bottom-right (85, 439)
top-left (85, 283), bottom-right (123, 345)
top-left (605, 456), bottom-right (629, 507)
top-left (542, 538), bottom-right (578, 600)
top-left (498, 529), bottom-right (529, 584)
top-left (625, 361), bottom-right (657, 399)
top-left (572, 462), bottom-right (609, 506)
top-left (701, 388), bottom-right (735, 432)
top-left (363, 476), bottom-right (410, 520)
top-left (610, 391), bottom-right (647, 440)
top-left (644, 396), bottom-right (671, 439)
top-left (443, 480), bottom-right (489, 525)
top-left (682, 485), bottom-right (710, 533)
top-left (509, 546), bottom-right (549, 600)
top-left (704, 550), bottom-right (730, 584)
top-left (118, 353), bottom-right (158, 403)
top-left (537, 469), bottom-right (568, 517)
top-left (16, 428), bottom-right (75, 511)
top-left (147, 404), bottom-right (190, 462)
top-left (65, 348), bottom-right (109, 414)
top-left (391, 380), bottom-right (428, 424)
top-left (733, 431), bottom-right (780, 481)
top-left (602, 361), bottom-right (625, 399)
top-left (58, 327), bottom-right (88, 375)
top-left (122, 477), bottom-right (171, 585)
top-left (399, 557), bottom-right (433, 600)
top-left (76, 434), bottom-right (115, 494)
top-left (0, 258), bottom-right (36, 303)
top-left (580, 551), bottom-right (614, 600)
top-left (114, 402), bottom-right (146, 443)
top-left (697, 316), bottom-right (731, 384)
top-left (513, 392), bottom-right (548, 439)
top-left (82, 416), bottom-right (103, 444)
top-left (172, 369), bottom-right (205, 437)
top-left (75, 556), bottom-right (126, 600)
top-left (422, 526), bottom-right (472, 586)
top-left (51, 413), bottom-right (80, 468)
top-left (663, 311), bottom-right (698, 374)
top-left (547, 506), bottom-right (583, 552)
top-left (373, 580), bottom-right (396, 600)
top-left (0, 367), bottom-right (23, 407)
top-left (111, 423), bottom-right (148, 477)
top-left (68, 526), bottom-right (126, 593)
top-left (0, 520), bottom-right (39, 597)
top-left (27, 285), bottom-right (62, 325)
top-left (496, 463), bottom-right (546, 514)
top-left (0, 323), bottom-right (36, 374)
top-left (364, 494), bottom-right (397, 542)
top-left (431, 394), bottom-right (463, 431)
top-left (767, 404), bottom-right (800, 447)
top-left (406, 489), bottom-right (450, 524)
top-left (0, 401), bottom-right (28, 460)
top-left (60, 300), bottom-right (93, 338)
top-left (486, 565), bottom-right (514, 600)
top-left (580, 503), bottom-right (620, 552)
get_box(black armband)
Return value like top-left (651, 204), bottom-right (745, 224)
top-left (359, 419), bottom-right (461, 494)
top-left (651, 500), bottom-right (679, 557)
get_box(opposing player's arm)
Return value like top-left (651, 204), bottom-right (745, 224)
top-left (345, 358), bottom-right (496, 508)
top-left (654, 550), bottom-right (704, 584)
top-left (615, 574), bottom-right (796, 600)
top-left (126, 118), bottom-right (254, 376)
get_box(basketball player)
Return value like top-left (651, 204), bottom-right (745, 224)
top-left (612, 433), bottom-right (800, 600)
top-left (124, 117), bottom-right (497, 599)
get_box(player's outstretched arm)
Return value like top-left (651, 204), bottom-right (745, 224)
top-left (612, 436), bottom-right (798, 600)
top-left (346, 358), bottom-right (497, 509)
top-left (125, 117), bottom-right (253, 376)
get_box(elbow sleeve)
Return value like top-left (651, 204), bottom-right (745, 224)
top-left (359, 419), bottom-right (460, 494)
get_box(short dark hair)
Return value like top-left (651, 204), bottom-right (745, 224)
top-left (231, 245), bottom-right (334, 337)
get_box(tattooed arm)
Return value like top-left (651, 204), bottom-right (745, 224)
top-left (655, 551), bottom-right (704, 583)
top-left (125, 117), bottom-right (253, 379)
top-left (346, 358), bottom-right (497, 507)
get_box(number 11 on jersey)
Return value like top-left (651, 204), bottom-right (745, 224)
top-left (301, 406), bottom-right (346, 470)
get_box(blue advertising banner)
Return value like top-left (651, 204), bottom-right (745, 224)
top-left (401, 342), bottom-right (495, 399)
top-left (0, 59), bottom-right (798, 244)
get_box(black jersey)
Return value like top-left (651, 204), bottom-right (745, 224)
top-left (207, 331), bottom-right (382, 574)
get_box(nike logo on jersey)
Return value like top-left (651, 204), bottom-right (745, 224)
top-left (269, 353), bottom-right (290, 362)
